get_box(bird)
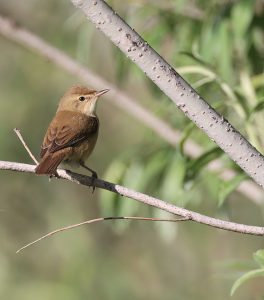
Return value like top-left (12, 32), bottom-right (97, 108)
top-left (35, 85), bottom-right (109, 183)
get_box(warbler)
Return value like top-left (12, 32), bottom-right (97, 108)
top-left (35, 85), bottom-right (109, 179)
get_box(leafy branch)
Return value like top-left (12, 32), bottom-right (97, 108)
top-left (231, 249), bottom-right (264, 296)
top-left (70, 0), bottom-right (264, 189)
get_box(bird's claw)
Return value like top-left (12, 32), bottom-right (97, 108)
top-left (48, 171), bottom-right (60, 181)
top-left (91, 172), bottom-right (97, 193)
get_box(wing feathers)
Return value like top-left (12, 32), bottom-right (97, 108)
top-left (35, 150), bottom-right (68, 175)
top-left (36, 111), bottom-right (99, 175)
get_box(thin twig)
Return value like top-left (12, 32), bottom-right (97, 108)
top-left (1, 160), bottom-right (264, 236)
top-left (14, 128), bottom-right (38, 164)
top-left (16, 216), bottom-right (189, 253)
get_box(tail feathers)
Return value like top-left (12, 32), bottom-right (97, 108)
top-left (35, 152), bottom-right (65, 175)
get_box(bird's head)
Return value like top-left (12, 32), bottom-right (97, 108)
top-left (58, 85), bottom-right (109, 116)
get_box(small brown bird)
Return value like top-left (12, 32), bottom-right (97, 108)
top-left (35, 85), bottom-right (109, 179)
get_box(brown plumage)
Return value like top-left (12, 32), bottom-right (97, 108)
top-left (35, 85), bottom-right (109, 177)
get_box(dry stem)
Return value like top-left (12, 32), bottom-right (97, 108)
top-left (16, 216), bottom-right (189, 253)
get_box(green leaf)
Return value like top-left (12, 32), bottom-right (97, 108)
top-left (250, 101), bottom-right (264, 114)
top-left (179, 122), bottom-right (195, 155)
top-left (186, 147), bottom-right (223, 181)
top-left (217, 20), bottom-right (233, 81)
top-left (99, 160), bottom-right (127, 215)
top-left (142, 149), bottom-right (173, 192)
top-left (180, 51), bottom-right (212, 69)
top-left (160, 151), bottom-right (187, 205)
top-left (122, 161), bottom-right (145, 191)
top-left (153, 210), bottom-right (178, 243)
top-left (253, 249), bottom-right (264, 267)
top-left (111, 162), bottom-right (145, 232)
top-left (230, 268), bottom-right (264, 296)
top-left (231, 0), bottom-right (254, 38)
top-left (218, 173), bottom-right (248, 206)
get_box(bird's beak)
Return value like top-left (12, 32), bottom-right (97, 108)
top-left (95, 89), bottom-right (110, 97)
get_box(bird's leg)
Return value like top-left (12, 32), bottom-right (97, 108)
top-left (80, 161), bottom-right (98, 193)
top-left (80, 162), bottom-right (98, 178)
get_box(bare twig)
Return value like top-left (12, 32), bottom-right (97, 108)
top-left (1, 160), bottom-right (264, 236)
top-left (0, 15), bottom-right (263, 203)
top-left (16, 216), bottom-right (189, 253)
top-left (14, 128), bottom-right (38, 164)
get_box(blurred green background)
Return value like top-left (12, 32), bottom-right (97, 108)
top-left (0, 0), bottom-right (264, 299)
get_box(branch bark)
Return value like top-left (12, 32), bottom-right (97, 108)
top-left (70, 0), bottom-right (264, 188)
top-left (0, 15), bottom-right (263, 204)
top-left (1, 160), bottom-right (264, 236)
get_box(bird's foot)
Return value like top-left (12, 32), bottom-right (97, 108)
top-left (91, 171), bottom-right (98, 193)
top-left (48, 171), bottom-right (60, 181)
top-left (79, 161), bottom-right (98, 193)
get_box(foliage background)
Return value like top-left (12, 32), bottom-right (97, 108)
top-left (0, 0), bottom-right (264, 299)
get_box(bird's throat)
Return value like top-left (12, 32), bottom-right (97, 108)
top-left (85, 99), bottom-right (97, 116)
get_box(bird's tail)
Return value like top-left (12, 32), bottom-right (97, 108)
top-left (35, 152), bottom-right (65, 175)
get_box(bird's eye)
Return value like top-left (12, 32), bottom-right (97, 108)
top-left (79, 96), bottom-right (85, 101)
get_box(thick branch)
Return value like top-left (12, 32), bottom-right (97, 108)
top-left (1, 160), bottom-right (264, 236)
top-left (0, 15), bottom-right (263, 204)
top-left (70, 0), bottom-right (264, 188)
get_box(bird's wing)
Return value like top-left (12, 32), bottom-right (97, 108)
top-left (36, 111), bottom-right (98, 175)
top-left (40, 111), bottom-right (99, 158)
top-left (35, 148), bottom-right (70, 175)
